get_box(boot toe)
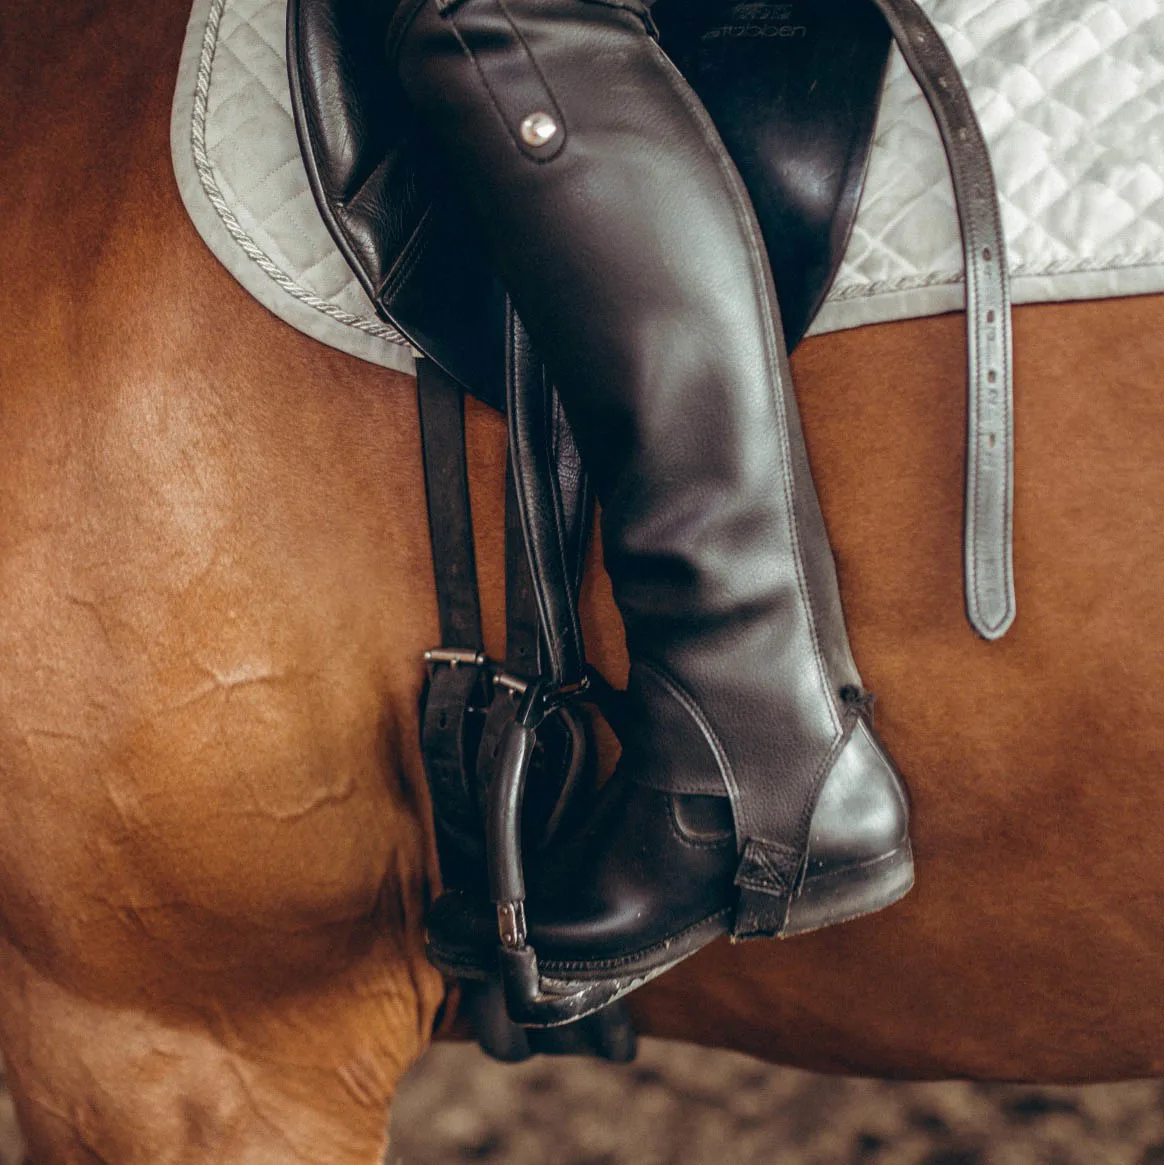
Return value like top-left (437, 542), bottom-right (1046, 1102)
top-left (805, 717), bottom-right (910, 874)
top-left (784, 717), bottom-right (914, 935)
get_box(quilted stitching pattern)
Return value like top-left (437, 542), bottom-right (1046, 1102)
top-left (172, 0), bottom-right (1164, 362)
top-left (201, 0), bottom-right (389, 326)
top-left (813, 0), bottom-right (1164, 334)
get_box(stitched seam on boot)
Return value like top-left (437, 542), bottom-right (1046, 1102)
top-left (643, 39), bottom-right (841, 743)
top-left (635, 660), bottom-right (739, 828)
top-left (667, 797), bottom-right (733, 849)
top-left (395, 0), bottom-right (560, 165)
top-left (451, 0), bottom-right (568, 165)
top-left (786, 703), bottom-right (878, 897)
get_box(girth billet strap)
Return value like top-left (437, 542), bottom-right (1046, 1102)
top-left (871, 0), bottom-right (1015, 640)
top-left (417, 358), bottom-right (491, 869)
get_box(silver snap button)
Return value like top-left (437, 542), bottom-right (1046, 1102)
top-left (520, 111), bottom-right (559, 147)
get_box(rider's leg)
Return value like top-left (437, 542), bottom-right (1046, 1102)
top-left (388, 0), bottom-right (912, 992)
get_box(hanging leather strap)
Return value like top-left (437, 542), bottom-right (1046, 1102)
top-left (476, 306), bottom-right (594, 842)
top-left (416, 358), bottom-right (485, 651)
top-left (503, 461), bottom-right (540, 678)
top-left (871, 0), bottom-right (1015, 639)
top-left (506, 304), bottom-right (588, 687)
top-left (416, 348), bottom-right (634, 1060)
top-left (417, 359), bottom-right (490, 869)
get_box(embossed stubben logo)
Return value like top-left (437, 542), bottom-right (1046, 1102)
top-left (734, 3), bottom-right (794, 17)
top-left (702, 2), bottom-right (806, 38)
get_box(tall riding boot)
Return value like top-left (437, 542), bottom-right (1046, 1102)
top-left (388, 0), bottom-right (913, 1019)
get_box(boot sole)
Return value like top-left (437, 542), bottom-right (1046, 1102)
top-left (782, 840), bottom-right (915, 937)
top-left (428, 843), bottom-right (914, 1026)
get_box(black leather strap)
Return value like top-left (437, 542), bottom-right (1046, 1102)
top-left (506, 305), bottom-right (588, 688)
top-left (872, 0), bottom-right (1015, 640)
top-left (416, 358), bottom-right (485, 651)
top-left (476, 308), bottom-right (594, 848)
top-left (504, 461), bottom-right (540, 678)
top-left (421, 659), bottom-right (489, 869)
top-left (416, 358), bottom-right (491, 878)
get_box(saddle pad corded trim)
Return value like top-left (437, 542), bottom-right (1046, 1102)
top-left (171, 0), bottom-right (418, 376)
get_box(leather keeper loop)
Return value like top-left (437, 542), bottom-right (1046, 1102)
top-left (732, 837), bottom-right (800, 939)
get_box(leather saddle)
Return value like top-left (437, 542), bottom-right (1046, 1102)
top-left (289, 0), bottom-right (896, 407)
top-left (289, 0), bottom-right (1014, 639)
top-left (288, 0), bottom-right (1012, 1054)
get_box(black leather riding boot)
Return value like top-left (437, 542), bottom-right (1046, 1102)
top-left (388, 0), bottom-right (913, 1019)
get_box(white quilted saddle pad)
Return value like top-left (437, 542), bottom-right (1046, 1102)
top-left (172, 0), bottom-right (1164, 378)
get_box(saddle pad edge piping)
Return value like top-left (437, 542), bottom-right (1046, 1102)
top-left (171, 0), bottom-right (419, 377)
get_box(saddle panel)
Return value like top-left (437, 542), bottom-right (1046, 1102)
top-left (289, 0), bottom-right (508, 410)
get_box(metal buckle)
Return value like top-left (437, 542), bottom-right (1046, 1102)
top-left (424, 647), bottom-right (488, 669)
top-left (492, 670), bottom-right (529, 696)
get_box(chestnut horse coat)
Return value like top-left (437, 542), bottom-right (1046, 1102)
top-left (2, 1), bottom-right (1163, 1161)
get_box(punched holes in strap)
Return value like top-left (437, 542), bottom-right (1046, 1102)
top-left (870, 0), bottom-right (1015, 640)
top-left (422, 651), bottom-right (490, 869)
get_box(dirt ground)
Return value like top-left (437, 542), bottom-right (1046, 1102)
top-left (388, 1039), bottom-right (1164, 1165)
top-left (4, 1040), bottom-right (1164, 1163)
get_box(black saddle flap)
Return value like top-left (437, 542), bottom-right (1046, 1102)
top-left (289, 0), bottom-right (508, 410)
top-left (660, 0), bottom-right (891, 348)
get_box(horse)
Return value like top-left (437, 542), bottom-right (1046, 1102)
top-left (2, 0), bottom-right (1163, 1160)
